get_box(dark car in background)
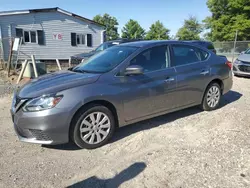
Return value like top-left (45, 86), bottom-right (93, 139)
top-left (11, 40), bottom-right (232, 149)
top-left (71, 39), bottom-right (138, 64)
top-left (185, 40), bottom-right (217, 54)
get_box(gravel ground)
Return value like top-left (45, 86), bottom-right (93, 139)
top-left (0, 71), bottom-right (20, 98)
top-left (0, 76), bottom-right (250, 188)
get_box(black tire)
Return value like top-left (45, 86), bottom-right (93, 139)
top-left (200, 82), bottom-right (222, 111)
top-left (70, 104), bottom-right (115, 149)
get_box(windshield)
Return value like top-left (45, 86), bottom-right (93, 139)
top-left (95, 43), bottom-right (106, 52)
top-left (245, 48), bottom-right (250, 54)
top-left (73, 46), bottom-right (138, 73)
top-left (95, 42), bottom-right (118, 52)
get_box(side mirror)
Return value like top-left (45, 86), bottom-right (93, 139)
top-left (124, 65), bottom-right (144, 76)
top-left (241, 51), bottom-right (245, 55)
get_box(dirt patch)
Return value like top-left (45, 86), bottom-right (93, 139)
top-left (0, 76), bottom-right (250, 188)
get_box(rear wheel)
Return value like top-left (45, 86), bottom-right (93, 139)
top-left (71, 105), bottom-right (115, 149)
top-left (201, 82), bottom-right (221, 111)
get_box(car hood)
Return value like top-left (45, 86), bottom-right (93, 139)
top-left (73, 51), bottom-right (96, 58)
top-left (237, 54), bottom-right (250, 62)
top-left (17, 70), bottom-right (101, 98)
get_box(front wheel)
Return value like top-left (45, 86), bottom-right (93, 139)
top-left (71, 105), bottom-right (115, 149)
top-left (201, 82), bottom-right (221, 111)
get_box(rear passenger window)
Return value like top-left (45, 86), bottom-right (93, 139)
top-left (200, 49), bottom-right (209, 60)
top-left (172, 45), bottom-right (209, 66)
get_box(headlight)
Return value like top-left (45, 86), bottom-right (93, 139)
top-left (22, 95), bottom-right (63, 112)
top-left (234, 59), bottom-right (242, 64)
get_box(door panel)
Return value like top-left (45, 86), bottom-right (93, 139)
top-left (175, 62), bottom-right (210, 106)
top-left (119, 68), bottom-right (177, 121)
top-left (171, 44), bottom-right (211, 107)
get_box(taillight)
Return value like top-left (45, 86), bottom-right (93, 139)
top-left (225, 60), bottom-right (232, 69)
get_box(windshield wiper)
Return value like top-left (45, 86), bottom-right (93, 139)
top-left (70, 68), bottom-right (86, 73)
top-left (71, 68), bottom-right (102, 74)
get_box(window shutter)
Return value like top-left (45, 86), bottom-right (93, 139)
top-left (16, 28), bottom-right (24, 44)
top-left (37, 30), bottom-right (45, 45)
top-left (103, 31), bottom-right (107, 42)
top-left (71, 33), bottom-right (76, 46)
top-left (87, 34), bottom-right (92, 47)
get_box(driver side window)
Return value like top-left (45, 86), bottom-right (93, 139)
top-left (130, 45), bottom-right (170, 73)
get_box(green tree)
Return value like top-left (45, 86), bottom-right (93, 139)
top-left (145, 21), bottom-right (170, 40)
top-left (121, 19), bottom-right (145, 39)
top-left (204, 0), bottom-right (250, 41)
top-left (93, 13), bottom-right (119, 40)
top-left (176, 16), bottom-right (203, 40)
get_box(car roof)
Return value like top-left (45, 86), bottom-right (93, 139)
top-left (185, 40), bottom-right (213, 46)
top-left (105, 39), bottom-right (140, 44)
top-left (119, 40), bottom-right (200, 48)
top-left (184, 40), bottom-right (212, 43)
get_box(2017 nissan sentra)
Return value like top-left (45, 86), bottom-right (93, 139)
top-left (11, 41), bottom-right (233, 149)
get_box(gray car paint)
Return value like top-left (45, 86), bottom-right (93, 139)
top-left (11, 41), bottom-right (233, 145)
top-left (233, 53), bottom-right (250, 76)
top-left (237, 54), bottom-right (250, 62)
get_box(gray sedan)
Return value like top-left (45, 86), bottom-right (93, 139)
top-left (233, 48), bottom-right (250, 76)
top-left (11, 41), bottom-right (233, 149)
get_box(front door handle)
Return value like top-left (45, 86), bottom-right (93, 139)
top-left (200, 70), bottom-right (209, 75)
top-left (164, 77), bottom-right (175, 82)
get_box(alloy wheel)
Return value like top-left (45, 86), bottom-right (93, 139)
top-left (206, 86), bottom-right (220, 108)
top-left (79, 112), bottom-right (111, 144)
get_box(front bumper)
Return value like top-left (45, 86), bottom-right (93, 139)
top-left (233, 62), bottom-right (250, 76)
top-left (11, 103), bottom-right (72, 145)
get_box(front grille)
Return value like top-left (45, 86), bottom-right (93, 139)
top-left (238, 65), bottom-right (250, 73)
top-left (15, 96), bottom-right (22, 107)
top-left (13, 96), bottom-right (27, 112)
top-left (29, 129), bottom-right (51, 141)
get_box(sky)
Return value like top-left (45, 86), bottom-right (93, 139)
top-left (0, 0), bottom-right (211, 36)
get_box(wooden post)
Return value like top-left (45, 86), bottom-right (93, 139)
top-left (0, 60), bottom-right (4, 70)
top-left (232, 30), bottom-right (238, 63)
top-left (0, 26), bottom-right (4, 70)
top-left (69, 57), bottom-right (71, 67)
top-left (16, 59), bottom-right (28, 84)
top-left (7, 39), bottom-right (14, 77)
top-left (31, 55), bottom-right (38, 78)
top-left (14, 37), bottom-right (23, 72)
top-left (56, 59), bottom-right (62, 70)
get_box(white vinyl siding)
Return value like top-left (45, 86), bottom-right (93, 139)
top-left (0, 11), bottom-right (104, 60)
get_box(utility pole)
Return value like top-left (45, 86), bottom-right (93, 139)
top-left (232, 30), bottom-right (238, 63)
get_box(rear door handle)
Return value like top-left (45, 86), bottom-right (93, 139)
top-left (200, 70), bottom-right (209, 75)
top-left (164, 77), bottom-right (175, 82)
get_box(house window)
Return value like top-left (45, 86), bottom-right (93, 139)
top-left (76, 34), bottom-right (85, 45)
top-left (71, 33), bottom-right (91, 47)
top-left (30, 31), bottom-right (37, 43)
top-left (23, 31), bottom-right (37, 43)
top-left (24, 31), bottom-right (30, 43)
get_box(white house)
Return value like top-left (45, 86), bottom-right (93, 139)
top-left (0, 7), bottom-right (105, 61)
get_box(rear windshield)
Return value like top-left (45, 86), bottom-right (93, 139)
top-left (192, 42), bottom-right (215, 50)
top-left (206, 43), bottom-right (215, 50)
